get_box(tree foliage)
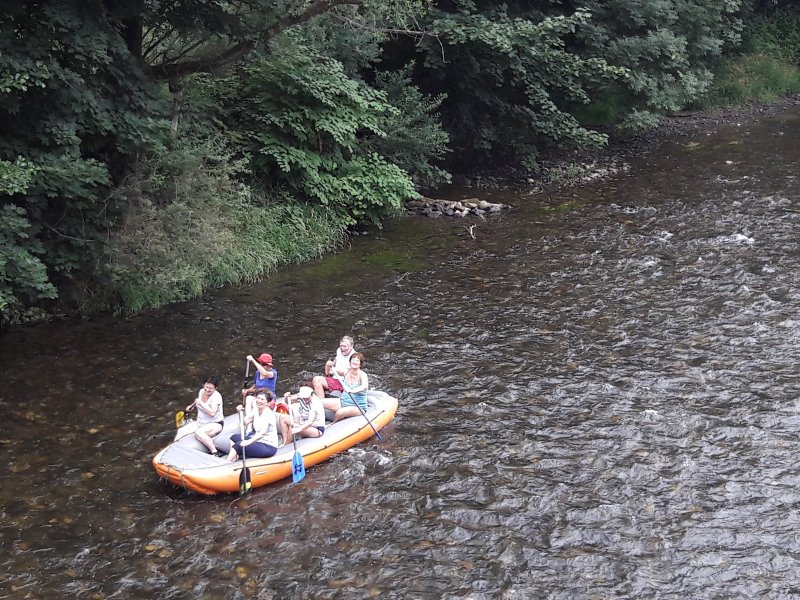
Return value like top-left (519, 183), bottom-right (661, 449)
top-left (400, 3), bottom-right (626, 169)
top-left (0, 1), bottom-right (169, 322)
top-left (568, 0), bottom-right (743, 125)
top-left (0, 0), bottom-right (792, 322)
top-left (0, 0), bottom-right (434, 321)
top-left (367, 65), bottom-right (452, 189)
top-left (185, 40), bottom-right (422, 226)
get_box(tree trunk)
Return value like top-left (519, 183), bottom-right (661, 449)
top-left (169, 81), bottom-right (183, 134)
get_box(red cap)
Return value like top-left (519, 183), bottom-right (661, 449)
top-left (257, 353), bottom-right (273, 365)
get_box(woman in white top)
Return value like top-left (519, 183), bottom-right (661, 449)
top-left (174, 376), bottom-right (224, 455)
top-left (279, 386), bottom-right (326, 444)
top-left (226, 392), bottom-right (280, 461)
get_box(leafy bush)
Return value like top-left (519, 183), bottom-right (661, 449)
top-left (102, 136), bottom-right (348, 313)
top-left (741, 8), bottom-right (800, 62)
top-left (366, 65), bottom-right (452, 190)
top-left (698, 8), bottom-right (800, 107)
top-left (618, 109), bottom-right (662, 132)
top-left (574, 0), bottom-right (743, 117)
top-left (411, 6), bottom-right (623, 170)
top-left (0, 157), bottom-right (38, 195)
top-left (0, 205), bottom-right (58, 324)
top-left (185, 40), bottom-right (420, 226)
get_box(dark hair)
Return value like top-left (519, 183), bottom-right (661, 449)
top-left (350, 352), bottom-right (365, 367)
top-left (205, 375), bottom-right (221, 387)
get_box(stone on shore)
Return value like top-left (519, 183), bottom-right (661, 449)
top-left (406, 197), bottom-right (510, 218)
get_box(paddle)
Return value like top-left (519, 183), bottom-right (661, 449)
top-left (291, 432), bottom-right (306, 483)
top-left (352, 395), bottom-right (383, 442)
top-left (175, 400), bottom-right (196, 429)
top-left (238, 410), bottom-right (252, 495)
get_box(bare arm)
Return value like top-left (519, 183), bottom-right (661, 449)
top-left (186, 389), bottom-right (202, 412)
top-left (291, 404), bottom-right (319, 435)
top-left (349, 371), bottom-right (369, 394)
top-left (195, 392), bottom-right (220, 417)
top-left (247, 354), bottom-right (274, 378)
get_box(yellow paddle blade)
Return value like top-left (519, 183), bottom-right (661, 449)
top-left (175, 411), bottom-right (185, 429)
top-left (239, 467), bottom-right (252, 495)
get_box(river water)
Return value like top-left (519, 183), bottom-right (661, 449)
top-left (2, 106), bottom-right (800, 599)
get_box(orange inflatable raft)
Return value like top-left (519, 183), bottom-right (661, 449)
top-left (153, 390), bottom-right (398, 495)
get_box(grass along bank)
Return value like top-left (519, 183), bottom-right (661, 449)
top-left (698, 8), bottom-right (800, 107)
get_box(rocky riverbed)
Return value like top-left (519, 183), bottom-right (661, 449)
top-left (440, 94), bottom-right (800, 198)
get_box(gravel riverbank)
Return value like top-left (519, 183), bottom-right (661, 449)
top-left (445, 94), bottom-right (800, 196)
top-left (539, 94), bottom-right (800, 191)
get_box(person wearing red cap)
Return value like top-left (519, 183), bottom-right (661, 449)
top-left (241, 353), bottom-right (278, 402)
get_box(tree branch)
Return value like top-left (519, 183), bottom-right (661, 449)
top-left (147, 0), bottom-right (362, 81)
top-left (142, 25), bottom-right (176, 61)
top-left (331, 13), bottom-right (433, 39)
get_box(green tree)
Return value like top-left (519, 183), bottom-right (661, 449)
top-left (0, 0), bottom-right (434, 320)
top-left (367, 65), bottom-right (452, 190)
top-left (186, 40), bottom-right (419, 226)
top-left (569, 0), bottom-right (743, 127)
top-left (0, 2), bottom-right (169, 322)
top-left (403, 2), bottom-right (625, 170)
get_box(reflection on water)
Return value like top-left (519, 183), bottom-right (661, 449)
top-left (2, 108), bottom-right (800, 598)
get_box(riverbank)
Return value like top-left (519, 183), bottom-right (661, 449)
top-left (441, 93), bottom-right (800, 198)
top-left (7, 95), bottom-right (799, 328)
top-left (526, 93), bottom-right (800, 194)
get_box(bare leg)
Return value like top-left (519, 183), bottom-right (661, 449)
top-left (311, 375), bottom-right (329, 401)
top-left (298, 427), bottom-right (322, 439)
top-left (195, 423), bottom-right (223, 454)
top-left (322, 396), bottom-right (341, 412)
top-left (244, 395), bottom-right (255, 417)
top-left (278, 414), bottom-right (293, 447)
top-left (174, 421), bottom-right (199, 442)
top-left (332, 406), bottom-right (360, 423)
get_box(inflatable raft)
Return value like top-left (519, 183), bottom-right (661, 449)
top-left (152, 390), bottom-right (398, 495)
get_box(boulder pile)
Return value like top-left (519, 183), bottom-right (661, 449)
top-left (406, 197), bottom-right (511, 218)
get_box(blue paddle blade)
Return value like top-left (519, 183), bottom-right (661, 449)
top-left (292, 450), bottom-right (305, 483)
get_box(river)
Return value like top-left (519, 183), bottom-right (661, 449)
top-left (2, 105), bottom-right (800, 599)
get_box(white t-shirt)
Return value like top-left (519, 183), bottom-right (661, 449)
top-left (251, 406), bottom-right (279, 447)
top-left (293, 395), bottom-right (326, 429)
top-left (332, 347), bottom-right (356, 379)
top-left (195, 389), bottom-right (223, 425)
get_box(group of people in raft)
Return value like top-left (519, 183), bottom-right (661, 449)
top-left (173, 336), bottom-right (368, 462)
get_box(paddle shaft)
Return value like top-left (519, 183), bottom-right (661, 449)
top-left (239, 410), bottom-right (251, 495)
top-left (352, 396), bottom-right (383, 442)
